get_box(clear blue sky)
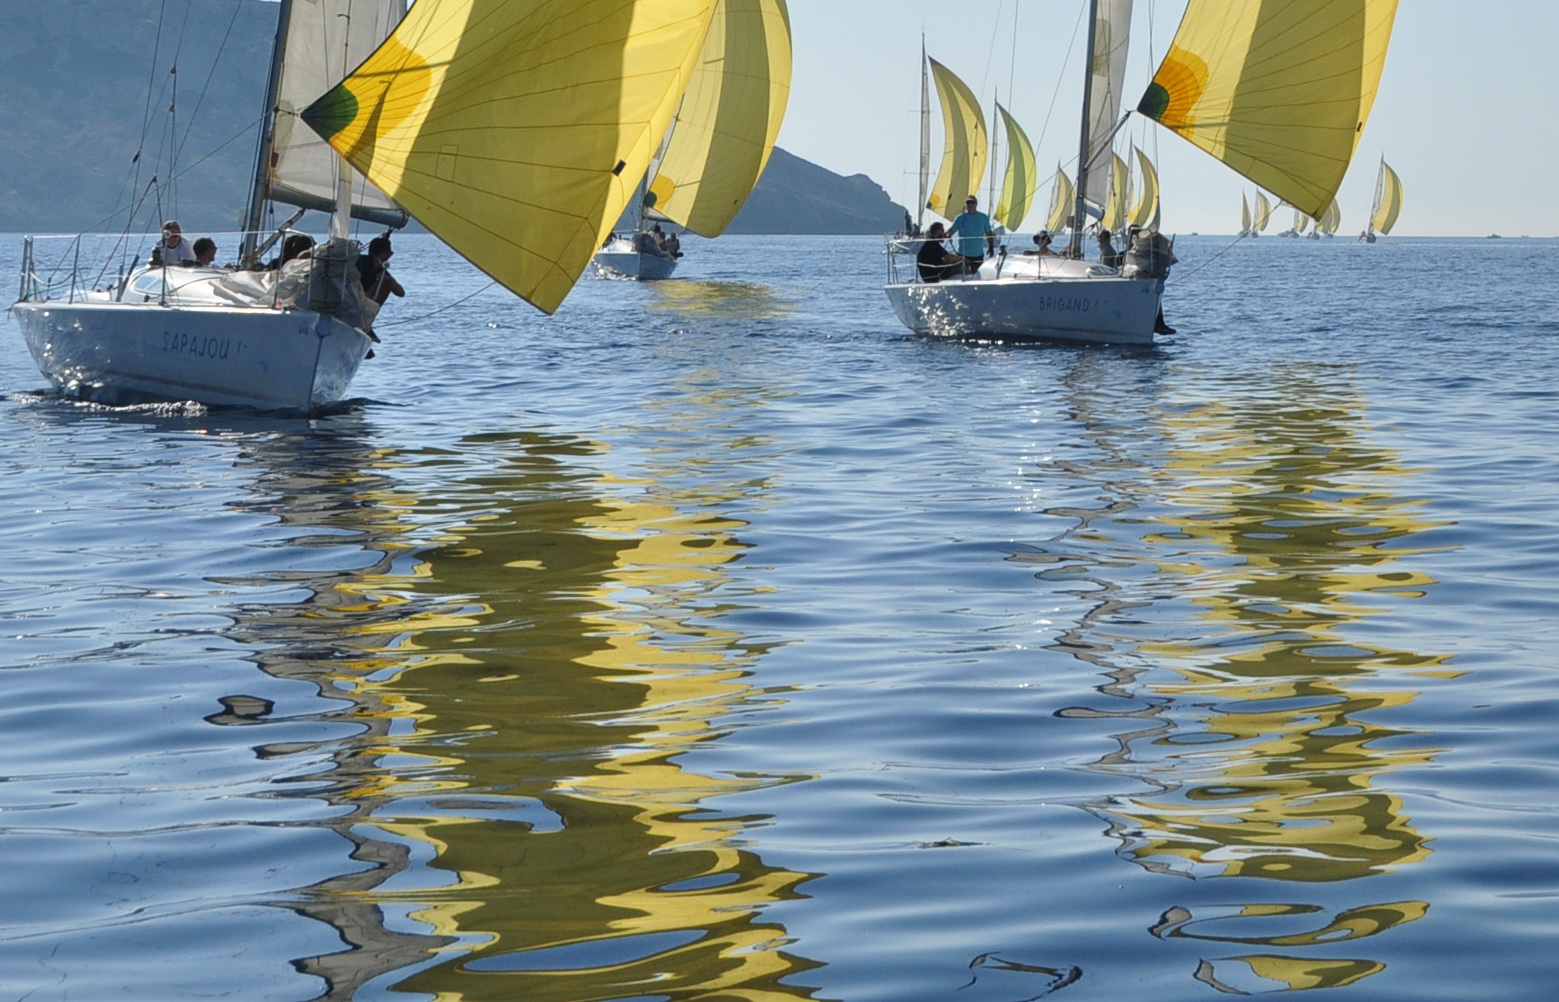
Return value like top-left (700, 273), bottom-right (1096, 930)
top-left (776, 1), bottom-right (1551, 237)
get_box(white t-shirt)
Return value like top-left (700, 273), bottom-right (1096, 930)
top-left (154, 236), bottom-right (196, 266)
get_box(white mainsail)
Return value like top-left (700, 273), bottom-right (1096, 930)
top-left (1081, 0), bottom-right (1135, 207)
top-left (266, 0), bottom-right (407, 226)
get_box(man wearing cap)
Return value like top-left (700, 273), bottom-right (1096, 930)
top-left (947, 195), bottom-right (996, 276)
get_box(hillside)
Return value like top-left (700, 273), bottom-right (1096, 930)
top-left (0, 2), bottom-right (905, 235)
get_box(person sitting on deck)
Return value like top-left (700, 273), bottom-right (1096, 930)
top-left (915, 222), bottom-right (962, 283)
top-left (1025, 230), bottom-right (1057, 256)
top-left (192, 237), bottom-right (219, 268)
top-left (148, 220), bottom-right (196, 267)
top-left (266, 233), bottom-right (315, 270)
top-left (1096, 228), bottom-right (1123, 269)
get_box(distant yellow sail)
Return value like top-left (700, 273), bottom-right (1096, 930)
top-left (650, 0), bottom-right (792, 238)
top-left (1254, 191), bottom-right (1273, 231)
top-left (303, 0), bottom-right (719, 314)
top-left (1102, 152), bottom-right (1128, 233)
top-left (1045, 167), bottom-right (1074, 233)
top-left (1320, 197), bottom-right (1341, 234)
top-left (926, 57), bottom-right (988, 218)
top-left (1127, 147), bottom-right (1159, 229)
top-left (993, 102), bottom-right (1036, 231)
top-left (1138, 0), bottom-right (1399, 219)
top-left (1240, 193), bottom-right (1251, 235)
top-left (1371, 160), bottom-right (1403, 234)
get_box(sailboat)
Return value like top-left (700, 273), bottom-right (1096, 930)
top-left (1126, 147), bottom-right (1160, 231)
top-left (993, 103), bottom-right (1038, 234)
top-left (1046, 167), bottom-right (1077, 235)
top-left (887, 0), bottom-right (1399, 345)
top-left (1252, 191), bottom-right (1273, 236)
top-left (596, 0), bottom-right (792, 280)
top-left (12, 0), bottom-right (736, 410)
top-left (1318, 198), bottom-right (1342, 237)
top-left (1362, 159), bottom-right (1403, 242)
top-left (889, 50), bottom-right (990, 257)
top-left (1240, 190), bottom-right (1272, 237)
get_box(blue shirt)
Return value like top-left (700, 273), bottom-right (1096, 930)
top-left (947, 210), bottom-right (993, 258)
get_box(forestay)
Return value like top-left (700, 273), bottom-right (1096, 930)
top-left (304, 0), bottom-right (720, 314)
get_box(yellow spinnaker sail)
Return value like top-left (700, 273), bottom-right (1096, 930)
top-left (993, 102), bottom-right (1036, 231)
top-left (1320, 197), bottom-right (1341, 234)
top-left (1138, 0), bottom-right (1399, 219)
top-left (1371, 160), bottom-right (1403, 234)
top-left (1127, 146), bottom-right (1159, 229)
top-left (1102, 152), bottom-right (1129, 233)
top-left (926, 57), bottom-right (988, 219)
top-left (649, 0), bottom-right (792, 238)
top-left (1045, 168), bottom-right (1074, 233)
top-left (303, 0), bottom-right (719, 314)
top-left (1253, 190), bottom-right (1273, 231)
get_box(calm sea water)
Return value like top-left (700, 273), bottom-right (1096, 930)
top-left (3, 231), bottom-right (1558, 1001)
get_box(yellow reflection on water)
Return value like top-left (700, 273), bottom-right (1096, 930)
top-left (645, 279), bottom-right (798, 319)
top-left (223, 428), bottom-right (818, 1000)
top-left (1038, 370), bottom-right (1452, 990)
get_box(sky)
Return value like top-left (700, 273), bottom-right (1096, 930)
top-left (774, 1), bottom-right (1557, 238)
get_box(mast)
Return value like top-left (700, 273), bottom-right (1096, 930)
top-left (1069, 0), bottom-right (1100, 257)
top-left (329, 3), bottom-right (355, 242)
top-left (239, 0), bottom-right (294, 266)
top-left (917, 36), bottom-right (930, 230)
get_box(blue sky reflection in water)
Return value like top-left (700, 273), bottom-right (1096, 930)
top-left (2, 232), bottom-right (1559, 1000)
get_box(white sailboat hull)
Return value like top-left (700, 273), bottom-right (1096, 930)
top-left (12, 298), bottom-right (370, 411)
top-left (593, 237), bottom-right (678, 281)
top-left (885, 258), bottom-right (1163, 346)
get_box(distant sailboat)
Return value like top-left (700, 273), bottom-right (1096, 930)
top-left (1317, 198), bottom-right (1342, 237)
top-left (994, 103), bottom-right (1038, 232)
top-left (1362, 159), bottom-right (1403, 242)
top-left (1101, 152), bottom-right (1130, 236)
top-left (1126, 147), bottom-right (1160, 231)
top-left (926, 57), bottom-right (990, 222)
top-left (1046, 167), bottom-right (1076, 235)
top-left (1240, 193), bottom-right (1253, 237)
top-left (596, 0), bottom-right (792, 279)
top-left (1252, 191), bottom-right (1273, 235)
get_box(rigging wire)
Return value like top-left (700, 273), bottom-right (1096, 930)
top-left (374, 281), bottom-right (501, 329)
top-left (175, 0), bottom-right (245, 166)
